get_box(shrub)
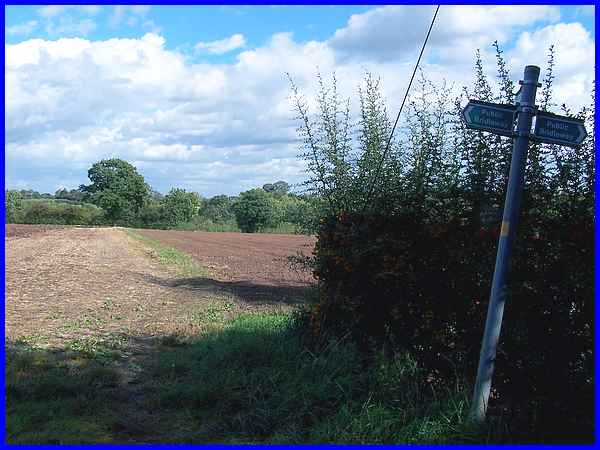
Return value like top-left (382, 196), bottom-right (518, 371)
top-left (5, 190), bottom-right (24, 223)
top-left (163, 188), bottom-right (202, 226)
top-left (233, 188), bottom-right (279, 233)
top-left (310, 211), bottom-right (592, 440)
top-left (292, 44), bottom-right (594, 441)
top-left (21, 200), bottom-right (105, 225)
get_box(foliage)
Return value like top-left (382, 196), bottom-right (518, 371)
top-left (200, 195), bottom-right (236, 224)
top-left (292, 43), bottom-right (594, 440)
top-left (6, 167), bottom-right (316, 234)
top-left (273, 193), bottom-right (323, 234)
top-left (233, 188), bottom-right (279, 233)
top-left (7, 313), bottom-right (507, 444)
top-left (80, 159), bottom-right (150, 225)
top-left (19, 199), bottom-right (105, 225)
top-left (311, 213), bottom-right (592, 439)
top-left (137, 199), bottom-right (168, 229)
top-left (5, 190), bottom-right (24, 223)
top-left (263, 180), bottom-right (290, 196)
top-left (175, 216), bottom-right (241, 233)
top-left (162, 188), bottom-right (202, 226)
top-left (55, 188), bottom-right (86, 202)
top-left (14, 189), bottom-right (54, 200)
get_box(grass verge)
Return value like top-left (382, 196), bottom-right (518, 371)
top-left (124, 228), bottom-right (208, 277)
top-left (6, 312), bottom-right (496, 444)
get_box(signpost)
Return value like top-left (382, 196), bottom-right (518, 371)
top-left (461, 65), bottom-right (588, 423)
top-left (461, 100), bottom-right (517, 137)
top-left (533, 111), bottom-right (588, 147)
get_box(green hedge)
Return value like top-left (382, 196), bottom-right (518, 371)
top-left (310, 212), bottom-right (593, 441)
top-left (20, 200), bottom-right (105, 226)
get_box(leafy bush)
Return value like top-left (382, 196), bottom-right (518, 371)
top-left (292, 43), bottom-right (594, 441)
top-left (175, 216), bottom-right (241, 233)
top-left (233, 188), bottom-right (279, 233)
top-left (162, 188), bottom-right (202, 226)
top-left (20, 200), bottom-right (105, 225)
top-left (137, 200), bottom-right (168, 229)
top-left (311, 212), bottom-right (592, 438)
top-left (199, 195), bottom-right (236, 223)
top-left (5, 190), bottom-right (24, 223)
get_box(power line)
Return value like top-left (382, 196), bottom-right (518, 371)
top-left (362, 5), bottom-right (441, 211)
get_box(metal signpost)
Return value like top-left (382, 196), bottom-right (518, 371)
top-left (533, 111), bottom-right (588, 147)
top-left (461, 100), bottom-right (517, 137)
top-left (462, 65), bottom-right (588, 423)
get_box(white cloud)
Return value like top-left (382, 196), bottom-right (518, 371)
top-left (507, 22), bottom-right (595, 108)
top-left (5, 6), bottom-right (595, 196)
top-left (110, 5), bottom-right (150, 28)
top-left (35, 6), bottom-right (100, 37)
top-left (196, 34), bottom-right (247, 54)
top-left (45, 18), bottom-right (97, 37)
top-left (329, 5), bottom-right (561, 65)
top-left (37, 6), bottom-right (68, 18)
top-left (6, 20), bottom-right (38, 36)
top-left (38, 5), bottom-right (102, 18)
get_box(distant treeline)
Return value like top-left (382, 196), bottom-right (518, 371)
top-left (5, 161), bottom-right (323, 234)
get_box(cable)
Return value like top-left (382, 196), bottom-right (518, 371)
top-left (362, 5), bottom-right (440, 212)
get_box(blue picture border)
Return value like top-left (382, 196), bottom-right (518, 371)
top-left (1, 1), bottom-right (597, 448)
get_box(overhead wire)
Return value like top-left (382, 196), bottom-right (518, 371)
top-left (362, 5), bottom-right (441, 211)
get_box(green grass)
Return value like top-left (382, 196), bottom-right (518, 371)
top-left (6, 313), bottom-right (496, 444)
top-left (125, 229), bottom-right (208, 277)
top-left (142, 313), bottom-right (491, 444)
top-left (6, 345), bottom-right (124, 444)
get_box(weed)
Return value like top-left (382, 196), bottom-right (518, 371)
top-left (5, 315), bottom-right (522, 443)
top-left (67, 336), bottom-right (123, 360)
top-left (59, 314), bottom-right (105, 333)
top-left (188, 300), bottom-right (236, 327)
top-left (101, 298), bottom-right (117, 310)
top-left (13, 334), bottom-right (47, 349)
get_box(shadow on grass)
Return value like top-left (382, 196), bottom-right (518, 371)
top-left (139, 272), bottom-right (311, 306)
top-left (5, 313), bottom-right (494, 445)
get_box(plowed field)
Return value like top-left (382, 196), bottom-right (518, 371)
top-left (134, 229), bottom-right (316, 287)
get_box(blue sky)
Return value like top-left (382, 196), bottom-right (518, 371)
top-left (5, 6), bottom-right (377, 62)
top-left (4, 5), bottom-right (596, 196)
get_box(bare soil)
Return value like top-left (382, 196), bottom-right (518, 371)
top-left (5, 223), bottom-right (67, 238)
top-left (5, 225), bottom-right (314, 349)
top-left (135, 229), bottom-right (316, 287)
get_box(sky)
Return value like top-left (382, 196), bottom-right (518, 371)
top-left (4, 5), bottom-right (596, 197)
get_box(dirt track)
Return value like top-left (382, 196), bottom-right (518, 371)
top-left (5, 225), bottom-right (313, 347)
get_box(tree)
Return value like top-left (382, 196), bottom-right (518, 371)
top-left (80, 159), bottom-right (149, 224)
top-left (163, 188), bottom-right (202, 226)
top-left (276, 193), bottom-right (322, 234)
top-left (201, 195), bottom-right (236, 223)
top-left (5, 190), bottom-right (23, 223)
top-left (55, 188), bottom-right (86, 202)
top-left (263, 181), bottom-right (290, 196)
top-left (233, 188), bottom-right (278, 233)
